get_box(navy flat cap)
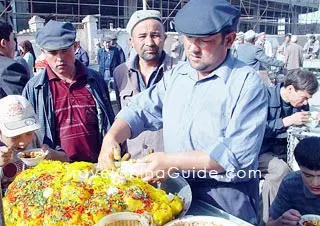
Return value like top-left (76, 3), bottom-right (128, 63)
top-left (36, 20), bottom-right (76, 51)
top-left (174, 0), bottom-right (241, 37)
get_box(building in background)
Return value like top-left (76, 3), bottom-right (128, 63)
top-left (1, 0), bottom-right (319, 34)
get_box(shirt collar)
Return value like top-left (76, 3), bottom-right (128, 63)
top-left (268, 83), bottom-right (282, 107)
top-left (47, 59), bottom-right (87, 81)
top-left (178, 51), bottom-right (235, 83)
top-left (128, 51), bottom-right (166, 73)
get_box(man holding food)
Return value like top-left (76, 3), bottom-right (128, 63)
top-left (0, 95), bottom-right (68, 191)
top-left (259, 69), bottom-right (319, 225)
top-left (98, 0), bottom-right (268, 224)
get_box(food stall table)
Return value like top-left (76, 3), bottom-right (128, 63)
top-left (186, 199), bottom-right (254, 226)
top-left (287, 126), bottom-right (320, 171)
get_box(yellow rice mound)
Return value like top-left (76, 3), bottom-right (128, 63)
top-left (3, 160), bottom-right (183, 226)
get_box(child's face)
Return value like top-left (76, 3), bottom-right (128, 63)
top-left (300, 166), bottom-right (320, 195)
top-left (0, 131), bottom-right (34, 150)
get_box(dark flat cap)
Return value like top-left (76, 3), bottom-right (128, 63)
top-left (36, 20), bottom-right (76, 51)
top-left (174, 0), bottom-right (241, 37)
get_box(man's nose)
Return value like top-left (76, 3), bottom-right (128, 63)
top-left (145, 35), bottom-right (155, 46)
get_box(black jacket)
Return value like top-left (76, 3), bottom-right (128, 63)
top-left (0, 55), bottom-right (29, 98)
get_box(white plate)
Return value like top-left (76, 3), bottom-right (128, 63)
top-left (298, 214), bottom-right (320, 226)
top-left (164, 216), bottom-right (240, 226)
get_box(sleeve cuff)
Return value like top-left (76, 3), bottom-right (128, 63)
top-left (116, 107), bottom-right (145, 139)
top-left (206, 137), bottom-right (239, 172)
top-left (275, 118), bottom-right (285, 129)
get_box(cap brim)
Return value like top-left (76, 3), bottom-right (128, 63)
top-left (41, 43), bottom-right (74, 51)
top-left (0, 117), bottom-right (41, 138)
top-left (177, 31), bottom-right (218, 38)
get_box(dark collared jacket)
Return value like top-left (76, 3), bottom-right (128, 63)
top-left (0, 55), bottom-right (29, 98)
top-left (75, 46), bottom-right (89, 67)
top-left (260, 83), bottom-right (308, 154)
top-left (97, 47), bottom-right (120, 76)
top-left (22, 60), bottom-right (115, 151)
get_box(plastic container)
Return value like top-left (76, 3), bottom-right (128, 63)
top-left (17, 148), bottom-right (48, 167)
top-left (298, 214), bottom-right (320, 226)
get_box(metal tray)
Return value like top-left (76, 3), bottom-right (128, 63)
top-left (154, 174), bottom-right (192, 218)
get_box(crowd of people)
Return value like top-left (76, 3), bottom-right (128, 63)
top-left (0, 0), bottom-right (320, 225)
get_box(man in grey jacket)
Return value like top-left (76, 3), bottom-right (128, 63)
top-left (113, 10), bottom-right (177, 158)
top-left (236, 30), bottom-right (284, 71)
top-left (284, 35), bottom-right (303, 71)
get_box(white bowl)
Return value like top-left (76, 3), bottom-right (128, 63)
top-left (164, 216), bottom-right (240, 226)
top-left (94, 212), bottom-right (154, 226)
top-left (306, 112), bottom-right (320, 128)
top-left (298, 214), bottom-right (320, 226)
top-left (17, 148), bottom-right (48, 167)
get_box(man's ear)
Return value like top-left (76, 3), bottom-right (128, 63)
top-left (129, 37), bottom-right (134, 49)
top-left (0, 38), bottom-right (7, 49)
top-left (73, 42), bottom-right (77, 51)
top-left (225, 32), bottom-right (236, 48)
top-left (287, 85), bottom-right (295, 94)
top-left (163, 33), bottom-right (167, 41)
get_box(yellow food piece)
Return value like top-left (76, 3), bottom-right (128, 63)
top-left (113, 146), bottom-right (121, 161)
top-left (170, 196), bottom-right (184, 216)
top-left (3, 160), bottom-right (184, 226)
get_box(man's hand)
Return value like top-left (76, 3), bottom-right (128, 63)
top-left (134, 152), bottom-right (177, 183)
top-left (0, 146), bottom-right (14, 167)
top-left (283, 111), bottom-right (310, 127)
top-left (97, 136), bottom-right (120, 170)
top-left (278, 209), bottom-right (301, 225)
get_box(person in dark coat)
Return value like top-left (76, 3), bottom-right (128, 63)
top-left (74, 40), bottom-right (89, 67)
top-left (110, 33), bottom-right (126, 64)
top-left (97, 37), bottom-right (121, 88)
top-left (0, 19), bottom-right (29, 98)
top-left (258, 69), bottom-right (319, 226)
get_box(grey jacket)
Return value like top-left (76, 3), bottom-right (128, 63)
top-left (113, 53), bottom-right (177, 158)
top-left (236, 42), bottom-right (284, 71)
top-left (284, 42), bottom-right (303, 71)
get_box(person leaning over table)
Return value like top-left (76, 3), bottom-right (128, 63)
top-left (0, 95), bottom-right (69, 192)
top-left (98, 0), bottom-right (268, 224)
top-left (23, 20), bottom-right (115, 163)
top-left (258, 69), bottom-right (319, 226)
top-left (267, 137), bottom-right (320, 226)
